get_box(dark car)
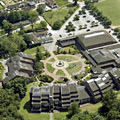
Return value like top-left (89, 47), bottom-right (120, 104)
top-left (86, 29), bottom-right (90, 32)
top-left (83, 15), bottom-right (86, 18)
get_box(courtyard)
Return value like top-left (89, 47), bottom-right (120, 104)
top-left (41, 52), bottom-right (87, 83)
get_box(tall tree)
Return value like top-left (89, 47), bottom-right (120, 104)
top-left (37, 5), bottom-right (44, 15)
top-left (67, 102), bottom-right (80, 119)
top-left (28, 10), bottom-right (38, 30)
top-left (2, 20), bottom-right (13, 35)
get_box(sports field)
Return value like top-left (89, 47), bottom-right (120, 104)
top-left (95, 0), bottom-right (120, 26)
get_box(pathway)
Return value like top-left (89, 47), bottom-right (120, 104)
top-left (41, 52), bottom-right (88, 84)
top-left (50, 113), bottom-right (53, 120)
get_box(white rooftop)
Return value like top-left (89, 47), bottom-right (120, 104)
top-left (84, 32), bottom-right (105, 38)
top-left (87, 79), bottom-right (94, 83)
top-left (98, 82), bottom-right (105, 87)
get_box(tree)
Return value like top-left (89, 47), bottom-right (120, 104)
top-left (99, 90), bottom-right (118, 116)
top-left (29, 10), bottom-right (38, 30)
top-left (8, 11), bottom-right (22, 23)
top-left (34, 62), bottom-right (44, 73)
top-left (53, 20), bottom-right (62, 30)
top-left (67, 102), bottom-right (80, 119)
top-left (10, 34), bottom-right (27, 51)
top-left (37, 5), bottom-right (44, 15)
top-left (2, 20), bottom-right (13, 35)
top-left (73, 0), bottom-right (78, 5)
top-left (73, 15), bottom-right (80, 21)
top-left (23, 33), bottom-right (32, 47)
top-left (36, 47), bottom-right (43, 61)
top-left (5, 77), bottom-right (27, 99)
top-left (39, 21), bottom-right (47, 30)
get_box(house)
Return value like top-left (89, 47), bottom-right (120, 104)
top-left (45, 0), bottom-right (58, 8)
top-left (30, 83), bottom-right (90, 112)
top-left (2, 52), bottom-right (35, 85)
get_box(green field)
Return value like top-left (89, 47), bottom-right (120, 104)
top-left (19, 82), bottom-right (49, 120)
top-left (95, 0), bottom-right (120, 26)
top-left (54, 112), bottom-right (67, 120)
top-left (46, 63), bottom-right (55, 73)
top-left (24, 46), bottom-right (45, 56)
top-left (56, 69), bottom-right (65, 76)
top-left (49, 58), bottom-right (55, 62)
top-left (66, 62), bottom-right (82, 74)
top-left (43, 4), bottom-right (78, 27)
top-left (55, 0), bottom-right (69, 6)
top-left (57, 56), bottom-right (78, 62)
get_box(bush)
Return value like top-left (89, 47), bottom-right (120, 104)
top-left (52, 20), bottom-right (62, 30)
top-left (38, 75), bottom-right (54, 83)
top-left (34, 62), bottom-right (44, 73)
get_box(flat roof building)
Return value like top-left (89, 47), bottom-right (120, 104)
top-left (30, 83), bottom-right (90, 112)
top-left (76, 30), bottom-right (117, 50)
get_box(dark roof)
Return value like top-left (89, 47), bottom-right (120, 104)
top-left (77, 86), bottom-right (90, 100)
top-left (77, 30), bottom-right (117, 49)
top-left (90, 49), bottom-right (115, 64)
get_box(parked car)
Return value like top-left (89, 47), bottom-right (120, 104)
top-left (86, 29), bottom-right (90, 32)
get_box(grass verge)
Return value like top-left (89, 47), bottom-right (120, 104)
top-left (56, 69), bottom-right (65, 76)
top-left (66, 62), bottom-right (82, 74)
top-left (19, 82), bottom-right (49, 120)
top-left (46, 63), bottom-right (55, 73)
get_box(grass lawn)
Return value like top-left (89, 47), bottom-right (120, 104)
top-left (0, 63), bottom-right (4, 81)
top-left (57, 56), bottom-right (78, 62)
top-left (24, 46), bottom-right (45, 56)
top-left (95, 0), bottom-right (120, 26)
top-left (66, 62), bottom-right (82, 74)
top-left (80, 103), bottom-right (102, 113)
top-left (56, 69), bottom-right (65, 76)
top-left (46, 63), bottom-right (55, 73)
top-left (55, 0), bottom-right (69, 6)
top-left (54, 112), bottom-right (67, 120)
top-left (19, 82), bottom-right (49, 120)
top-left (43, 4), bottom-right (78, 27)
top-left (54, 103), bottom-right (102, 120)
top-left (24, 24), bottom-right (40, 31)
top-left (60, 46), bottom-right (79, 54)
top-left (49, 58), bottom-right (55, 62)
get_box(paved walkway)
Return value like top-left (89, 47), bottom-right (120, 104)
top-left (41, 52), bottom-right (88, 84)
top-left (50, 113), bottom-right (53, 120)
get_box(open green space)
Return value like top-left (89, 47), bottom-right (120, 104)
top-left (0, 63), bottom-right (4, 81)
top-left (24, 46), bottom-right (45, 56)
top-left (54, 112), bottom-right (67, 120)
top-left (19, 82), bottom-right (49, 120)
top-left (57, 55), bottom-right (78, 62)
top-left (95, 0), bottom-right (120, 26)
top-left (55, 0), bottom-right (69, 6)
top-left (54, 103), bottom-right (102, 120)
top-left (59, 45), bottom-right (80, 54)
top-left (49, 58), bottom-right (55, 62)
top-left (46, 63), bottom-right (55, 73)
top-left (66, 62), bottom-right (82, 74)
top-left (43, 4), bottom-right (78, 27)
top-left (56, 69), bottom-right (65, 76)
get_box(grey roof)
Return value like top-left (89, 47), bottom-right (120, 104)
top-left (77, 30), bottom-right (117, 49)
top-left (77, 86), bottom-right (90, 100)
top-left (90, 49), bottom-right (115, 64)
top-left (2, 52), bottom-right (34, 85)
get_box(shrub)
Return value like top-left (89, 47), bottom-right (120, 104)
top-left (38, 75), bottom-right (54, 83)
